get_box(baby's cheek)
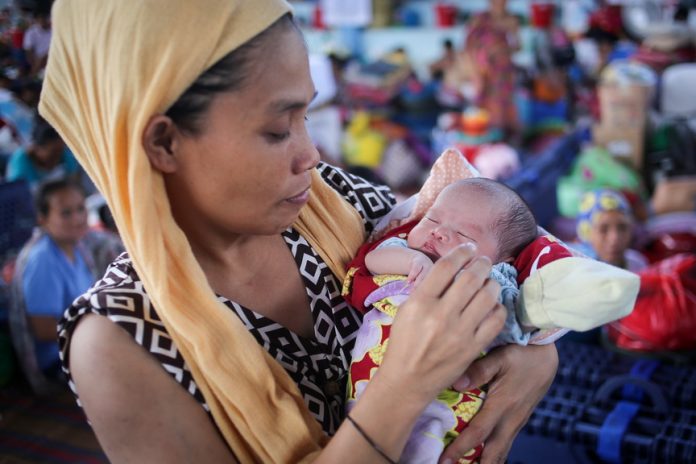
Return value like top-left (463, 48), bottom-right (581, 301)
top-left (406, 229), bottom-right (423, 248)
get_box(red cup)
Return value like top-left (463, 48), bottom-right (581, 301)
top-left (435, 3), bottom-right (457, 27)
top-left (531, 3), bottom-right (554, 29)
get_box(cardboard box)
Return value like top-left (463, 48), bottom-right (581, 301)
top-left (651, 176), bottom-right (696, 214)
top-left (593, 123), bottom-right (645, 171)
top-left (598, 83), bottom-right (651, 131)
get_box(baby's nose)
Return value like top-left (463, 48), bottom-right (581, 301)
top-left (432, 226), bottom-right (451, 242)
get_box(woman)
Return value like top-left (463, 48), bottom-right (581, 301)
top-left (10, 178), bottom-right (93, 393)
top-left (464, 0), bottom-right (521, 139)
top-left (575, 189), bottom-right (648, 272)
top-left (39, 1), bottom-right (558, 462)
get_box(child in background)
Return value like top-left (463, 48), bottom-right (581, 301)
top-left (344, 178), bottom-right (640, 463)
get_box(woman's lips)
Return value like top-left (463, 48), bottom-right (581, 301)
top-left (286, 187), bottom-right (310, 205)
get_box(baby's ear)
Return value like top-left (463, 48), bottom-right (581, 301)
top-left (501, 255), bottom-right (515, 263)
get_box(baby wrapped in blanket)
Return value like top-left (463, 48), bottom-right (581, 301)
top-left (343, 150), bottom-right (640, 463)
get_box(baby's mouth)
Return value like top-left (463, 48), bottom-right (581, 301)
top-left (421, 242), bottom-right (439, 259)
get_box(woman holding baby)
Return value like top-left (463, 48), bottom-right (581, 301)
top-left (41, 0), bottom-right (559, 462)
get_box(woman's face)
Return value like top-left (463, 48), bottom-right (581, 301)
top-left (589, 210), bottom-right (633, 267)
top-left (40, 187), bottom-right (88, 246)
top-left (166, 24), bottom-right (320, 238)
top-left (33, 139), bottom-right (65, 167)
top-left (490, 0), bottom-right (508, 15)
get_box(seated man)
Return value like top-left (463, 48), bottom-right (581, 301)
top-left (5, 116), bottom-right (82, 192)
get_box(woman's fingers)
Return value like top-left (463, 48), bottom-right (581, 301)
top-left (439, 403), bottom-right (513, 464)
top-left (441, 344), bottom-right (559, 464)
top-left (441, 256), bottom-right (493, 309)
top-left (414, 244), bottom-right (479, 299)
top-left (443, 269), bottom-right (497, 320)
top-left (472, 302), bottom-right (506, 345)
top-left (444, 273), bottom-right (504, 354)
top-left (477, 417), bottom-right (525, 464)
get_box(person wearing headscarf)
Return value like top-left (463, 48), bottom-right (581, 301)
top-left (39, 1), bottom-right (559, 462)
top-left (464, 0), bottom-right (521, 139)
top-left (575, 189), bottom-right (648, 272)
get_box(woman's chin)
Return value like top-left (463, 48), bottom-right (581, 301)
top-left (602, 253), bottom-right (624, 267)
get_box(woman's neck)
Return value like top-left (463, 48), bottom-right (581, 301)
top-left (29, 151), bottom-right (61, 171)
top-left (171, 208), bottom-right (277, 280)
top-left (490, 8), bottom-right (505, 18)
top-left (50, 236), bottom-right (78, 262)
top-left (191, 231), bottom-right (272, 274)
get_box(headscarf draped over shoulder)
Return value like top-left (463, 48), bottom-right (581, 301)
top-left (39, 1), bottom-right (365, 461)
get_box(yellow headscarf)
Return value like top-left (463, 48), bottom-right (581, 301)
top-left (39, 1), bottom-right (365, 462)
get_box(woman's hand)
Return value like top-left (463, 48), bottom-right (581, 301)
top-left (380, 244), bottom-right (508, 404)
top-left (440, 343), bottom-right (559, 464)
top-left (324, 245), bottom-right (507, 463)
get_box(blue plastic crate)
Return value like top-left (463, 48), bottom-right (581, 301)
top-left (510, 341), bottom-right (696, 463)
top-left (555, 340), bottom-right (696, 410)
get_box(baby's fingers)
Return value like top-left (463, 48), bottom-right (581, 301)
top-left (407, 263), bottom-right (423, 283)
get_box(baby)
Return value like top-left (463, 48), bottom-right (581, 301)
top-left (365, 177), bottom-right (538, 346)
top-left (344, 177), bottom-right (639, 463)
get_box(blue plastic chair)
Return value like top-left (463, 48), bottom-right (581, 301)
top-left (0, 179), bottom-right (35, 262)
top-left (0, 180), bottom-right (35, 324)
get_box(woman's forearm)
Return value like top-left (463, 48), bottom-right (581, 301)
top-left (315, 369), bottom-right (430, 463)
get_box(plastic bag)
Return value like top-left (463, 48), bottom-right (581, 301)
top-left (607, 253), bottom-right (696, 352)
top-left (557, 146), bottom-right (644, 218)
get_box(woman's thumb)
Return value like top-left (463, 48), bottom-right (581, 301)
top-left (452, 350), bottom-right (502, 391)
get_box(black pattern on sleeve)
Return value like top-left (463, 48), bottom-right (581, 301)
top-left (316, 162), bottom-right (396, 235)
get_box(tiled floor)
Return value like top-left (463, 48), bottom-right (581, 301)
top-left (0, 380), bottom-right (106, 463)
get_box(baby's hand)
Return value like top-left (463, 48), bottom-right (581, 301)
top-left (408, 253), bottom-right (434, 286)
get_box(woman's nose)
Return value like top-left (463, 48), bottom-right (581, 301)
top-left (293, 129), bottom-right (320, 173)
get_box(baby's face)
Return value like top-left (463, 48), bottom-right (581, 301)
top-left (408, 189), bottom-right (500, 262)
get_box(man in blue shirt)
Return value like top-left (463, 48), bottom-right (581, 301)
top-left (5, 116), bottom-right (81, 191)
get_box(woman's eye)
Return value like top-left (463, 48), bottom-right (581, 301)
top-left (426, 217), bottom-right (438, 224)
top-left (265, 131), bottom-right (290, 143)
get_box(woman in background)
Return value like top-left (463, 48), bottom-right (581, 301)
top-left (465, 0), bottom-right (521, 139)
top-left (575, 189), bottom-right (648, 272)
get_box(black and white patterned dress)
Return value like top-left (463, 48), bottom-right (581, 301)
top-left (57, 163), bottom-right (395, 435)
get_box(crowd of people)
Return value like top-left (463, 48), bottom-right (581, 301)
top-left (0, 1), bottom-right (124, 395)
